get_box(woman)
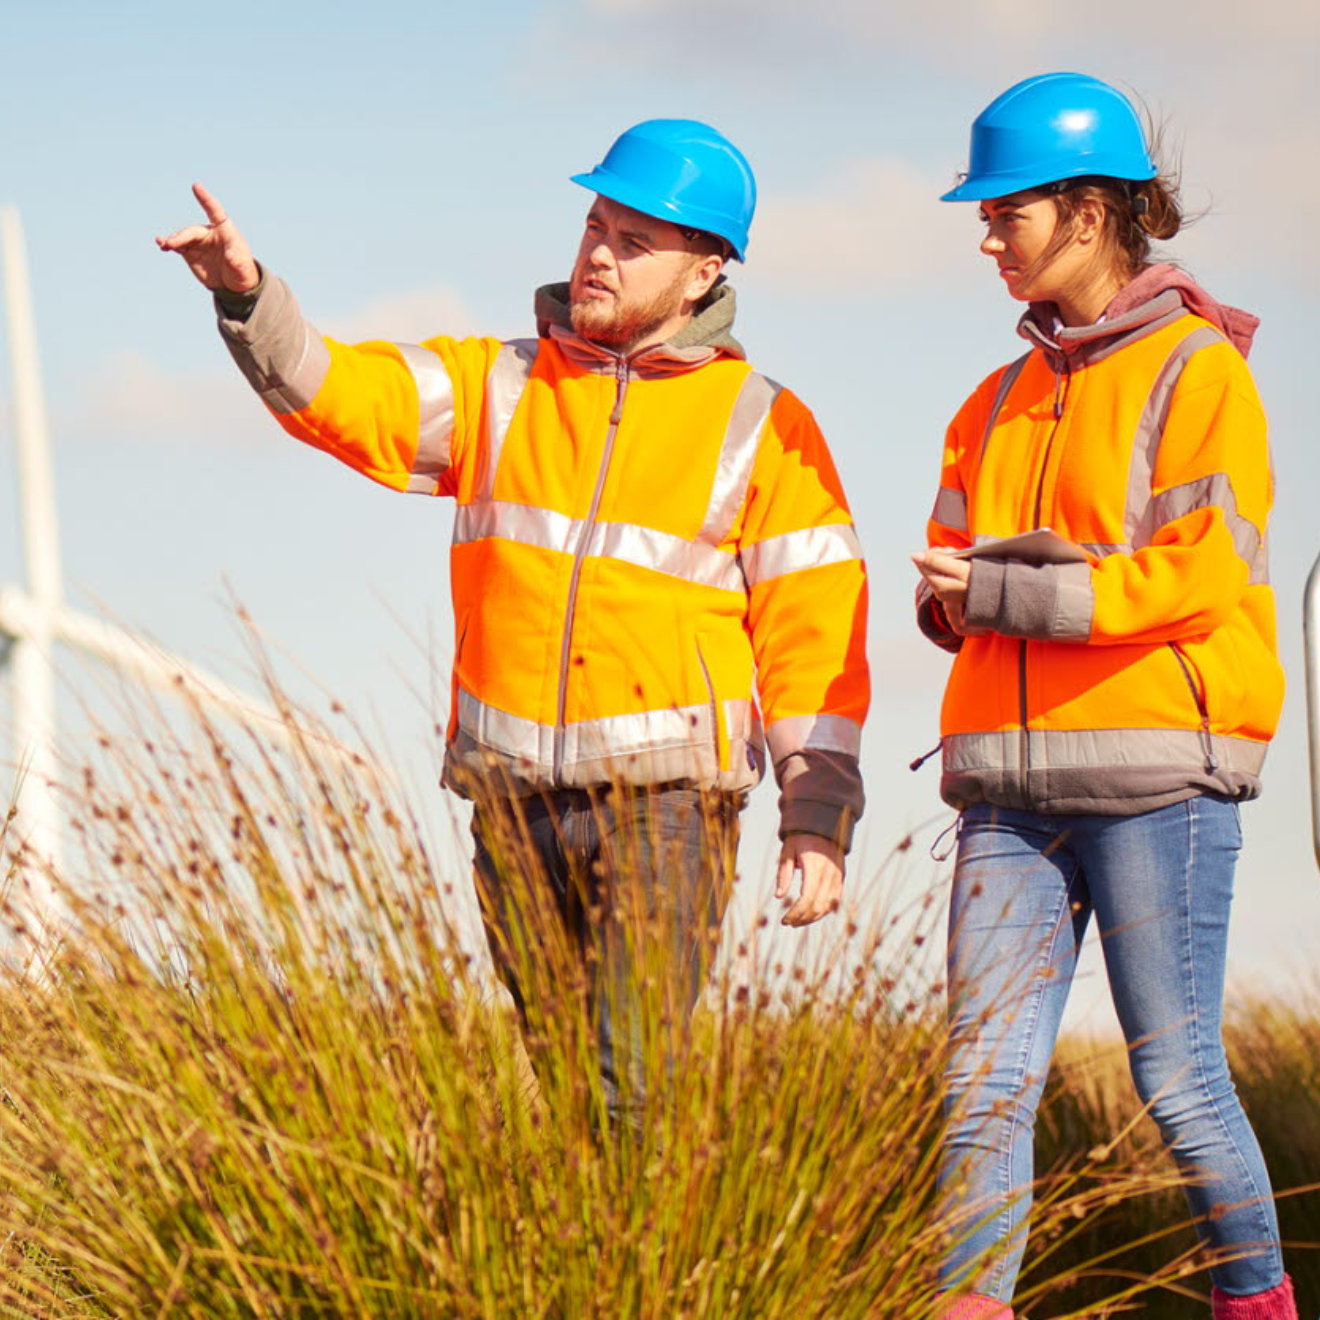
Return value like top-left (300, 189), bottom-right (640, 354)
top-left (913, 73), bottom-right (1296, 1319)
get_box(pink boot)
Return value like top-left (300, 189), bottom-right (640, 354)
top-left (937, 1295), bottom-right (1014, 1320)
top-left (1212, 1275), bottom-right (1298, 1320)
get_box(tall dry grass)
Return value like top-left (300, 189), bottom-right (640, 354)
top-left (1034, 1006), bottom-right (1320, 1318)
top-left (0, 676), bottom-right (1289, 1317)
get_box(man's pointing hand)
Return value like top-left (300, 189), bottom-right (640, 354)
top-left (156, 183), bottom-right (260, 294)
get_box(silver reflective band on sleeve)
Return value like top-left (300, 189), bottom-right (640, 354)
top-left (740, 524), bottom-right (863, 587)
top-left (1125, 325), bottom-right (1226, 548)
top-left (699, 372), bottom-right (781, 545)
top-left (391, 343), bottom-right (456, 495)
top-left (1149, 472), bottom-right (1263, 575)
top-left (931, 487), bottom-right (968, 532)
top-left (1051, 561), bottom-right (1095, 642)
top-left (478, 339), bottom-right (539, 502)
top-left (765, 714), bottom-right (862, 763)
top-left (452, 501), bottom-right (746, 592)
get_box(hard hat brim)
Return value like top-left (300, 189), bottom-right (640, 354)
top-left (570, 167), bottom-right (748, 261)
top-left (941, 158), bottom-right (1159, 203)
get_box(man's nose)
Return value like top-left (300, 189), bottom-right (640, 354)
top-left (980, 231), bottom-right (1005, 256)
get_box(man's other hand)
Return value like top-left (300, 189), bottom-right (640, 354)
top-left (156, 183), bottom-right (260, 293)
top-left (775, 833), bottom-right (845, 927)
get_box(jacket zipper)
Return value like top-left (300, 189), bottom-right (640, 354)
top-left (1168, 642), bottom-right (1219, 773)
top-left (553, 357), bottom-right (630, 781)
top-left (1019, 358), bottom-right (1071, 781)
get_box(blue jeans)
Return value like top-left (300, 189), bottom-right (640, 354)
top-left (938, 798), bottom-right (1285, 1302)
top-left (472, 785), bottom-right (738, 1128)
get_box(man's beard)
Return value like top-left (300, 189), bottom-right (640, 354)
top-left (569, 269), bottom-right (689, 350)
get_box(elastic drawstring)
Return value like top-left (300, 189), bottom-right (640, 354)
top-left (930, 815), bottom-right (962, 863)
top-left (909, 740), bottom-right (942, 773)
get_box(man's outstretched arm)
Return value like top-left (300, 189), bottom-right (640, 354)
top-left (157, 184), bottom-right (500, 494)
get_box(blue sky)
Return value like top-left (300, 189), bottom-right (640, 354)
top-left (2, 0), bottom-right (1318, 1026)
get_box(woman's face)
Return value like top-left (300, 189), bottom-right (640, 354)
top-left (978, 192), bottom-right (1094, 305)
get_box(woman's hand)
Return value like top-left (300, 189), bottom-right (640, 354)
top-left (913, 549), bottom-right (982, 636)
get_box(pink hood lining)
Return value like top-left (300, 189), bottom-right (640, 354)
top-left (1104, 263), bottom-right (1260, 359)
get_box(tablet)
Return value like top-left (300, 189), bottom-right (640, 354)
top-left (948, 529), bottom-right (1090, 566)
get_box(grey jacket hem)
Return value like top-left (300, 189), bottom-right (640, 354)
top-left (942, 764), bottom-right (1261, 816)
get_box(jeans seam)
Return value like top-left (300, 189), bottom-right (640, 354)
top-left (1179, 801), bottom-right (1283, 1284)
top-left (983, 857), bottom-right (1077, 1298)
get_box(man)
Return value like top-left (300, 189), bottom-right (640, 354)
top-left (159, 119), bottom-right (869, 1119)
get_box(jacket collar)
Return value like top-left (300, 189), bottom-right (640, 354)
top-left (532, 280), bottom-right (745, 375)
top-left (1016, 263), bottom-right (1260, 368)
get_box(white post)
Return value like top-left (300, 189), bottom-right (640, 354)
top-left (1, 206), bottom-right (63, 909)
top-left (1305, 550), bottom-right (1320, 873)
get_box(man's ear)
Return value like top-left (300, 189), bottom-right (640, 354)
top-left (685, 253), bottom-right (725, 303)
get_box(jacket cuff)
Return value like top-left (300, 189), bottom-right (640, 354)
top-left (213, 265), bottom-right (266, 320)
top-left (776, 749), bottom-right (864, 854)
top-left (964, 558), bottom-right (1093, 642)
top-left (214, 269), bottom-right (332, 415)
top-left (916, 580), bottom-right (963, 653)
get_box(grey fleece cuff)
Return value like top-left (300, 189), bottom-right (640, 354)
top-left (214, 270), bottom-right (332, 416)
top-left (213, 266), bottom-right (266, 320)
top-left (777, 749), bottom-right (865, 854)
top-left (964, 557), bottom-right (1094, 642)
top-left (916, 581), bottom-right (964, 654)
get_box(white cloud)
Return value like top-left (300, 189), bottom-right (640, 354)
top-left (71, 349), bottom-right (265, 446)
top-left (320, 287), bottom-right (475, 345)
top-left (70, 283), bottom-right (478, 446)
top-left (745, 158), bottom-right (973, 292)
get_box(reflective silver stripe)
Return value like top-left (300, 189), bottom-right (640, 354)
top-left (454, 500), bottom-right (576, 554)
top-left (1250, 535), bottom-right (1270, 586)
top-left (740, 524), bottom-right (863, 588)
top-left (454, 688), bottom-right (765, 790)
top-left (452, 501), bottom-right (746, 591)
top-left (931, 486), bottom-right (968, 532)
top-left (391, 342), bottom-right (456, 495)
top-left (590, 522), bottom-right (743, 591)
top-left (218, 275), bottom-right (332, 416)
top-left (698, 372), bottom-right (781, 545)
top-left (944, 726), bottom-right (1267, 776)
top-left (1052, 561), bottom-right (1095, 642)
top-left (479, 339), bottom-right (539, 502)
top-left (457, 687), bottom-right (549, 763)
top-left (766, 714), bottom-right (862, 762)
top-left (1126, 326), bottom-right (1225, 549)
top-left (1150, 472), bottom-right (1263, 575)
top-left (980, 353), bottom-right (1030, 460)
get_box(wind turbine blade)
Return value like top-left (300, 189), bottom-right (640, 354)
top-left (1, 207), bottom-right (62, 608)
top-left (1, 207), bottom-right (62, 908)
top-left (0, 587), bottom-right (377, 775)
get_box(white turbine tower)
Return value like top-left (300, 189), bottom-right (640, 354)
top-left (0, 206), bottom-right (363, 932)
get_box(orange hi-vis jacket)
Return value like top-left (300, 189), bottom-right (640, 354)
top-left (217, 275), bottom-right (870, 847)
top-left (918, 269), bottom-right (1283, 815)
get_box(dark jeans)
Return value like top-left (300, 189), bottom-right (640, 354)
top-left (472, 784), bottom-right (740, 1126)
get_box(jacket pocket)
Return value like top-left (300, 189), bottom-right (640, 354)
top-left (1168, 641), bottom-right (1218, 772)
top-left (694, 633), bottom-right (725, 771)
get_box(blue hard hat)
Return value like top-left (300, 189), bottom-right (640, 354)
top-left (942, 72), bottom-right (1157, 202)
top-left (571, 119), bottom-right (757, 261)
